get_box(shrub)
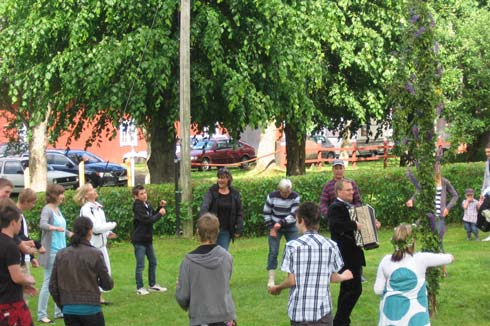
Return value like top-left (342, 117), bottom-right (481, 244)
top-left (23, 162), bottom-right (485, 239)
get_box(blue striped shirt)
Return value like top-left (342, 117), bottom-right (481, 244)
top-left (263, 191), bottom-right (300, 229)
top-left (281, 231), bottom-right (344, 322)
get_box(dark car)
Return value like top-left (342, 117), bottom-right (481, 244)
top-left (190, 137), bottom-right (256, 171)
top-left (46, 149), bottom-right (128, 187)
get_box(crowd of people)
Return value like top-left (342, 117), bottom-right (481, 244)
top-left (1, 149), bottom-right (489, 325)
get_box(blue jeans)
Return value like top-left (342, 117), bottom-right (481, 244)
top-left (38, 253), bottom-right (63, 320)
top-left (267, 225), bottom-right (298, 270)
top-left (133, 243), bottom-right (157, 289)
top-left (464, 221), bottom-right (479, 237)
top-left (217, 230), bottom-right (231, 251)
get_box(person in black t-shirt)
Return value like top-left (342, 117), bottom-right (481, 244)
top-left (0, 198), bottom-right (36, 325)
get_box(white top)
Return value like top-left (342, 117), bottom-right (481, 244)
top-left (80, 201), bottom-right (116, 249)
top-left (374, 252), bottom-right (453, 326)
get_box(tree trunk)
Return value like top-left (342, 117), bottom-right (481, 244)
top-left (428, 291), bottom-right (437, 317)
top-left (256, 122), bottom-right (277, 171)
top-left (147, 120), bottom-right (175, 184)
top-left (29, 105), bottom-right (50, 192)
top-left (284, 123), bottom-right (305, 176)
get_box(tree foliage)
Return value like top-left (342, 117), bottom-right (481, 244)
top-left (391, 0), bottom-right (445, 313)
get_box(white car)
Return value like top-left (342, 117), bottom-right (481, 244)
top-left (0, 157), bottom-right (79, 193)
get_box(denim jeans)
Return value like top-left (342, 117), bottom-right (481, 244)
top-left (38, 253), bottom-right (63, 320)
top-left (134, 243), bottom-right (157, 289)
top-left (64, 312), bottom-right (105, 326)
top-left (267, 225), bottom-right (298, 270)
top-left (464, 221), bottom-right (479, 237)
top-left (217, 230), bottom-right (231, 251)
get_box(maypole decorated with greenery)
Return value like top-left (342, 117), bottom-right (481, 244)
top-left (391, 0), bottom-right (444, 314)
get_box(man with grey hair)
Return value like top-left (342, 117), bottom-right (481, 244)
top-left (263, 178), bottom-right (300, 287)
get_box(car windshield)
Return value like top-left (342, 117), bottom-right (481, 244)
top-left (69, 151), bottom-right (104, 164)
top-left (192, 140), bottom-right (215, 150)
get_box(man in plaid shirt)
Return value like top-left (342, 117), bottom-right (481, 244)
top-left (319, 160), bottom-right (362, 220)
top-left (268, 202), bottom-right (353, 325)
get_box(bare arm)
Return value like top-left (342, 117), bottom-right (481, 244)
top-left (268, 273), bottom-right (295, 295)
top-left (330, 269), bottom-right (353, 283)
top-left (8, 264), bottom-right (35, 286)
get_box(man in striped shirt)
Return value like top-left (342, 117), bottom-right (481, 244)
top-left (268, 202), bottom-right (353, 325)
top-left (264, 179), bottom-right (300, 287)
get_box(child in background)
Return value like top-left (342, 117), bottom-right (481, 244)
top-left (462, 188), bottom-right (480, 240)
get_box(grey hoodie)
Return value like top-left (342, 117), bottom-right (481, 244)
top-left (176, 244), bottom-right (236, 326)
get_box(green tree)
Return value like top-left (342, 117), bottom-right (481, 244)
top-left (437, 4), bottom-right (490, 158)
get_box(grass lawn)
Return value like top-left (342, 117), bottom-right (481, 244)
top-left (28, 224), bottom-right (489, 325)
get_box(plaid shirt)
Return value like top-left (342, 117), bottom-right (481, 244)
top-left (281, 231), bottom-right (344, 322)
top-left (320, 179), bottom-right (362, 217)
top-left (462, 199), bottom-right (478, 223)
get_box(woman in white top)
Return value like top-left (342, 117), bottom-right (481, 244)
top-left (74, 183), bottom-right (117, 304)
top-left (374, 224), bottom-right (454, 326)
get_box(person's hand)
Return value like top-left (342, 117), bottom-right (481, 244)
top-left (269, 228), bottom-right (278, 238)
top-left (356, 222), bottom-right (363, 230)
top-left (23, 240), bottom-right (35, 248)
top-left (406, 199), bottom-right (413, 208)
top-left (273, 223), bottom-right (281, 231)
top-left (234, 233), bottom-right (241, 239)
top-left (31, 258), bottom-right (40, 268)
top-left (268, 285), bottom-right (282, 295)
top-left (341, 269), bottom-right (353, 281)
top-left (55, 226), bottom-right (65, 232)
top-left (38, 246), bottom-right (46, 254)
top-left (108, 232), bottom-right (117, 240)
top-left (375, 219), bottom-right (381, 230)
top-left (442, 208), bottom-right (449, 217)
top-left (159, 207), bottom-right (166, 215)
top-left (23, 285), bottom-right (37, 296)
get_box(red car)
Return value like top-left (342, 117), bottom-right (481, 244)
top-left (190, 137), bottom-right (256, 171)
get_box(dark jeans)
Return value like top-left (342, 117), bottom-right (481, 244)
top-left (64, 312), bottom-right (105, 326)
top-left (133, 243), bottom-right (157, 289)
top-left (334, 267), bottom-right (362, 326)
top-left (291, 312), bottom-right (332, 326)
top-left (217, 230), bottom-right (231, 251)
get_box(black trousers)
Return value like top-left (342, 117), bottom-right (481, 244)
top-left (333, 267), bottom-right (362, 326)
top-left (64, 312), bottom-right (105, 326)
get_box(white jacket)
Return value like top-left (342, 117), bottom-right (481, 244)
top-left (80, 202), bottom-right (116, 249)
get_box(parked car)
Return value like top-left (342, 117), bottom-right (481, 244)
top-left (0, 157), bottom-right (79, 193)
top-left (190, 137), bottom-right (256, 171)
top-left (353, 138), bottom-right (394, 157)
top-left (308, 135), bottom-right (339, 159)
top-left (46, 149), bottom-right (128, 187)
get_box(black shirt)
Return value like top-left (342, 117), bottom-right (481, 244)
top-left (0, 233), bottom-right (23, 304)
top-left (217, 193), bottom-right (232, 232)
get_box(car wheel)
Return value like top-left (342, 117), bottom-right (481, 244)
top-left (327, 152), bottom-right (335, 159)
top-left (201, 158), bottom-right (210, 172)
top-left (240, 156), bottom-right (250, 169)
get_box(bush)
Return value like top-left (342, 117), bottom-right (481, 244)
top-left (24, 162), bottom-right (485, 239)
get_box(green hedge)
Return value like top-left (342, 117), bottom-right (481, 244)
top-left (24, 162), bottom-right (485, 239)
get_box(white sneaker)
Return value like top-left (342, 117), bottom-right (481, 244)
top-left (136, 288), bottom-right (150, 295)
top-left (149, 284), bottom-right (167, 292)
top-left (482, 235), bottom-right (490, 242)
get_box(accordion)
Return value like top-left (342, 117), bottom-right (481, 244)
top-left (348, 204), bottom-right (379, 250)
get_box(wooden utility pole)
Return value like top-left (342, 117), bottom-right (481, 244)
top-left (179, 0), bottom-right (193, 238)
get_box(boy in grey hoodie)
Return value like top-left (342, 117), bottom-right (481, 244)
top-left (176, 213), bottom-right (236, 326)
